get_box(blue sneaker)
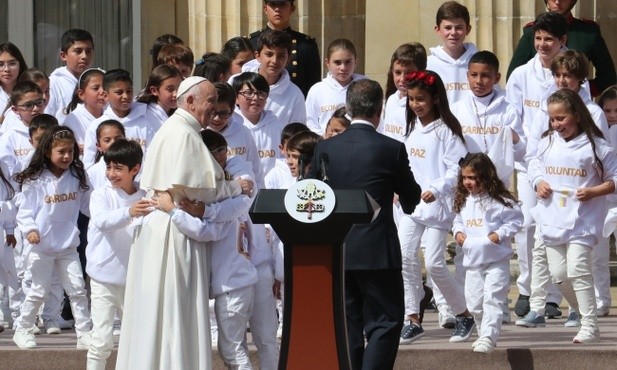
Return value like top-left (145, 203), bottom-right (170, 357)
top-left (515, 310), bottom-right (546, 328)
top-left (449, 316), bottom-right (475, 342)
top-left (399, 323), bottom-right (425, 344)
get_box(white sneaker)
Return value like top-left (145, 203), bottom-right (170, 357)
top-left (597, 306), bottom-right (610, 317)
top-left (44, 319), bottom-right (61, 334)
top-left (32, 324), bottom-right (41, 335)
top-left (564, 312), bottom-right (581, 328)
top-left (473, 337), bottom-right (495, 353)
top-left (13, 328), bottom-right (37, 349)
top-left (438, 305), bottom-right (456, 329)
top-left (573, 326), bottom-right (600, 343)
top-left (76, 331), bottom-right (93, 349)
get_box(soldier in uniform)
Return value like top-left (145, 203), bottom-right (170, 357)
top-left (250, 0), bottom-right (321, 97)
top-left (506, 0), bottom-right (616, 96)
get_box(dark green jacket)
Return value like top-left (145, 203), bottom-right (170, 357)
top-left (507, 15), bottom-right (616, 96)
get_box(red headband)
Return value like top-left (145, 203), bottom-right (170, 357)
top-left (404, 71), bottom-right (436, 86)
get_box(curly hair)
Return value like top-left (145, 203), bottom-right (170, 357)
top-left (453, 153), bottom-right (518, 213)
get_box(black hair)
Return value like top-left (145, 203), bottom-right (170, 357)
top-left (29, 114), bottom-right (59, 138)
top-left (150, 34), bottom-right (184, 69)
top-left (137, 64), bottom-right (183, 106)
top-left (232, 72), bottom-right (270, 95)
top-left (385, 42), bottom-right (427, 98)
top-left (221, 37), bottom-right (254, 60)
top-left (65, 68), bottom-right (105, 114)
top-left (469, 50), bottom-right (500, 71)
top-left (60, 29), bottom-right (94, 53)
top-left (0, 42), bottom-right (28, 78)
top-left (193, 52), bottom-right (232, 82)
top-left (200, 129), bottom-right (228, 151)
top-left (15, 126), bottom-right (89, 191)
top-left (255, 29), bottom-right (292, 55)
top-left (104, 138), bottom-right (143, 169)
top-left (280, 122), bottom-right (310, 146)
top-left (103, 69), bottom-right (132, 91)
top-left (94, 119), bottom-right (126, 163)
top-left (1, 80), bottom-right (42, 124)
top-left (533, 11), bottom-right (568, 39)
top-left (214, 82), bottom-right (236, 110)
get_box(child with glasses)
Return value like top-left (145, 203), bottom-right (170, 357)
top-left (0, 42), bottom-right (28, 117)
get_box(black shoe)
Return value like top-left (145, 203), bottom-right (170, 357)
top-left (544, 302), bottom-right (562, 319)
top-left (418, 284), bottom-right (434, 324)
top-left (399, 323), bottom-right (425, 345)
top-left (514, 294), bottom-right (530, 317)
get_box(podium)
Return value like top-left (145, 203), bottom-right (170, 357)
top-left (249, 186), bottom-right (375, 370)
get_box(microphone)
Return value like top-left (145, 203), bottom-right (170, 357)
top-left (320, 153), bottom-right (329, 183)
top-left (297, 153), bottom-right (311, 181)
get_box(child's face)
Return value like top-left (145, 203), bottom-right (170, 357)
top-left (553, 66), bottom-right (582, 92)
top-left (12, 92), bottom-right (45, 125)
top-left (97, 126), bottom-right (125, 154)
top-left (264, 0), bottom-right (294, 29)
top-left (255, 46), bottom-right (289, 80)
top-left (407, 87), bottom-right (437, 124)
top-left (236, 84), bottom-right (268, 120)
top-left (326, 49), bottom-right (356, 86)
top-left (48, 139), bottom-right (74, 177)
top-left (231, 50), bottom-right (254, 75)
top-left (325, 118), bottom-right (347, 139)
top-left (151, 76), bottom-right (182, 114)
top-left (105, 81), bottom-right (133, 117)
top-left (467, 62), bottom-right (500, 97)
top-left (286, 149), bottom-right (302, 178)
top-left (0, 52), bottom-right (20, 88)
top-left (393, 61), bottom-right (418, 97)
top-left (210, 144), bottom-right (228, 169)
top-left (534, 30), bottom-right (566, 66)
top-left (548, 102), bottom-right (580, 141)
top-left (78, 74), bottom-right (106, 114)
top-left (461, 166), bottom-right (482, 195)
top-left (168, 62), bottom-right (192, 78)
top-left (209, 102), bottom-right (234, 132)
top-left (29, 128), bottom-right (46, 149)
top-left (60, 40), bottom-right (94, 78)
top-left (434, 18), bottom-right (471, 51)
top-left (106, 161), bottom-right (140, 193)
top-left (602, 98), bottom-right (617, 126)
top-left (35, 79), bottom-right (50, 106)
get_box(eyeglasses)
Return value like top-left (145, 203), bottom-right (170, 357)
top-left (238, 90), bottom-right (268, 100)
top-left (0, 60), bottom-right (20, 70)
top-left (15, 98), bottom-right (46, 111)
top-left (211, 110), bottom-right (232, 119)
top-left (210, 146), bottom-right (228, 155)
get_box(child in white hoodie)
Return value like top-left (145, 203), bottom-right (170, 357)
top-left (86, 139), bottom-right (151, 370)
top-left (305, 38), bottom-right (365, 136)
top-left (426, 1), bottom-right (477, 105)
top-left (453, 153), bottom-right (523, 353)
top-left (45, 29), bottom-right (94, 124)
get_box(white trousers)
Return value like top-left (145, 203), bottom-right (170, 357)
top-left (87, 279), bottom-right (124, 370)
top-left (546, 243), bottom-right (597, 329)
top-left (248, 263), bottom-right (279, 370)
top-left (529, 239), bottom-right (568, 313)
top-left (399, 215), bottom-right (466, 316)
top-left (215, 285), bottom-right (255, 370)
top-left (465, 259), bottom-right (510, 344)
top-left (16, 248), bottom-right (91, 335)
top-left (592, 236), bottom-right (611, 310)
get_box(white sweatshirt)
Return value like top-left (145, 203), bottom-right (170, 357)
top-left (0, 183), bottom-right (16, 235)
top-left (305, 73), bottom-right (366, 136)
top-left (86, 185), bottom-right (145, 285)
top-left (233, 59), bottom-right (307, 125)
top-left (16, 169), bottom-right (91, 252)
top-left (145, 102), bottom-right (167, 133)
top-left (405, 117), bottom-right (467, 229)
top-left (264, 158), bottom-right (294, 190)
top-left (453, 194), bottom-right (523, 268)
top-left (240, 109), bottom-right (286, 178)
top-left (379, 92), bottom-right (407, 142)
top-left (63, 103), bottom-right (99, 148)
top-left (427, 43), bottom-right (478, 104)
top-left (215, 113), bottom-right (264, 188)
top-left (86, 159), bottom-right (110, 189)
top-left (0, 117), bottom-right (34, 176)
top-left (45, 66), bottom-right (78, 124)
top-left (82, 102), bottom-right (157, 168)
top-left (528, 132), bottom-right (617, 247)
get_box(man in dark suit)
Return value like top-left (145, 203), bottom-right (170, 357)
top-left (309, 79), bottom-right (421, 370)
top-left (249, 0), bottom-right (321, 97)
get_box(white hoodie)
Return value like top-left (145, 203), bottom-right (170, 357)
top-left (305, 73), bottom-right (365, 136)
top-left (452, 194), bottom-right (523, 268)
top-left (0, 116), bottom-right (33, 176)
top-left (16, 169), bottom-right (91, 253)
top-left (63, 103), bottom-right (99, 148)
top-left (45, 66), bottom-right (78, 124)
top-left (86, 185), bottom-right (145, 285)
top-left (240, 109), bottom-right (286, 178)
top-left (427, 42), bottom-right (478, 104)
top-left (379, 92), bottom-right (407, 142)
top-left (528, 132), bottom-right (617, 247)
top-left (232, 59), bottom-right (307, 125)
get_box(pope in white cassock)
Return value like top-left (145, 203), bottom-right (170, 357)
top-left (116, 77), bottom-right (242, 370)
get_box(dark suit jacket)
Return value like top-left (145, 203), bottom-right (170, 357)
top-left (309, 122), bottom-right (421, 270)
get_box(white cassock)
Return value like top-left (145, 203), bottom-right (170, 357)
top-left (116, 108), bottom-right (241, 370)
